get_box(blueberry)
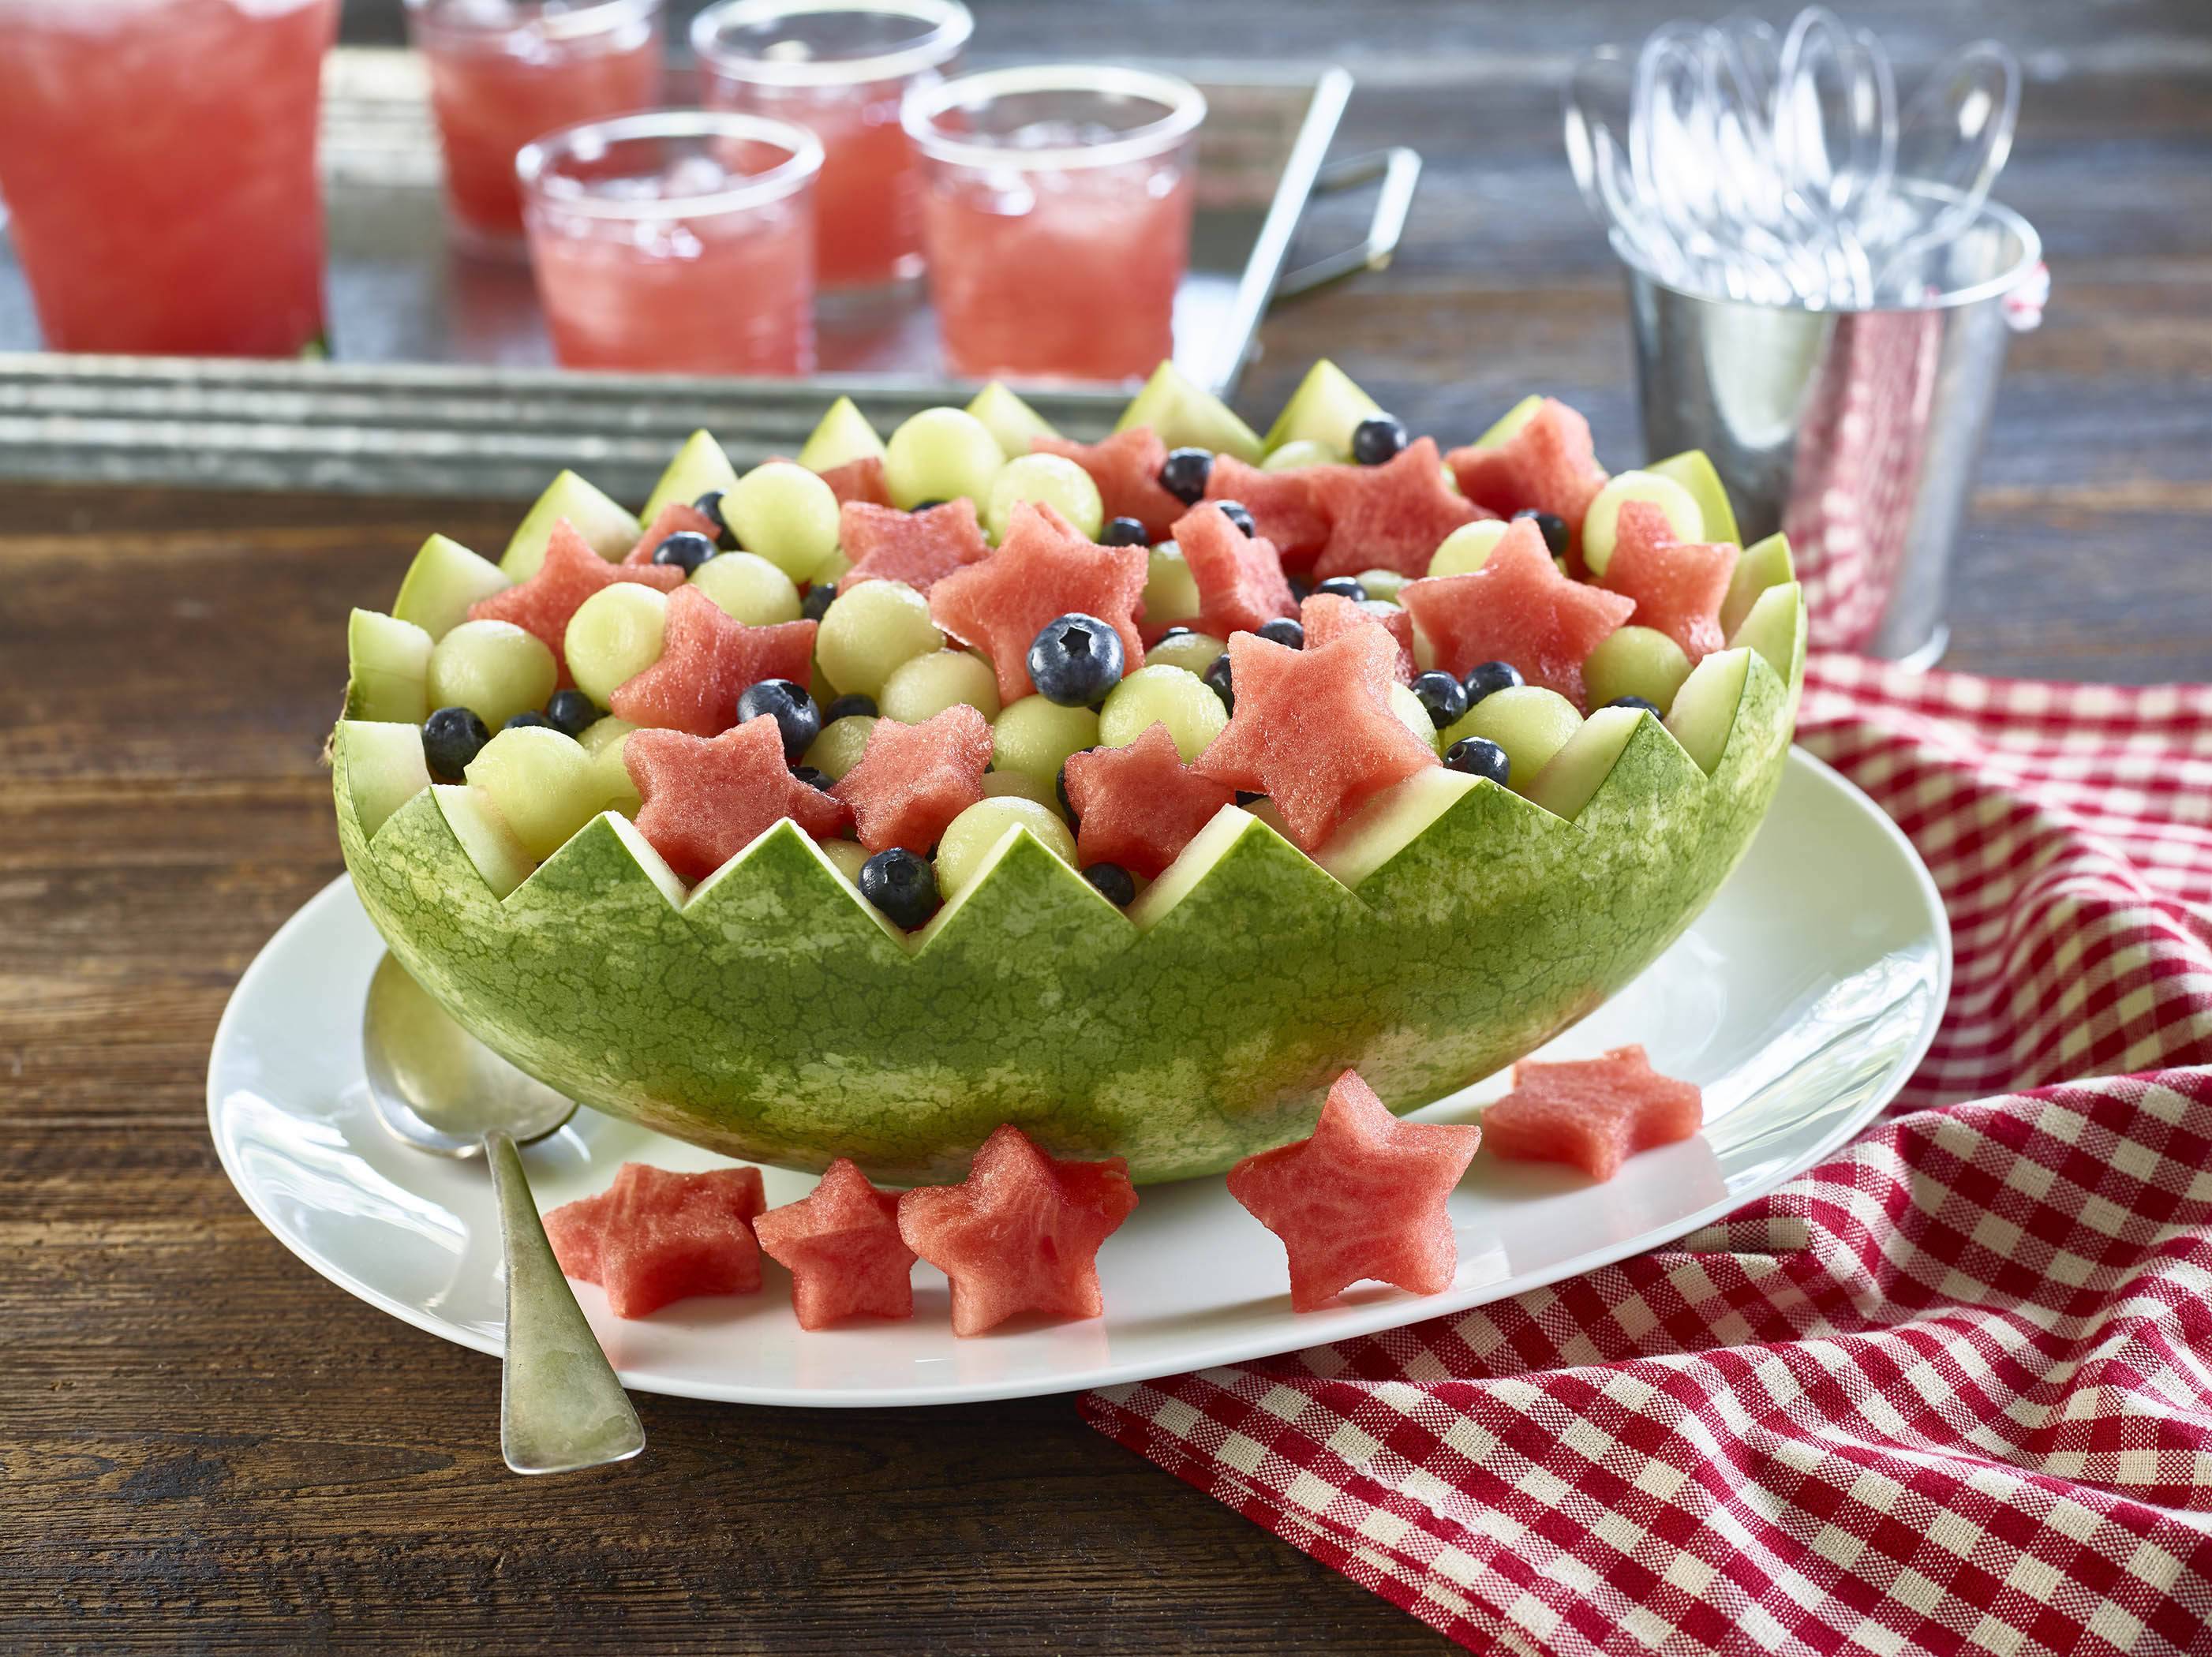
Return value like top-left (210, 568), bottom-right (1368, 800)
top-left (1157, 447), bottom-right (1213, 505)
top-left (545, 688), bottom-right (601, 739)
top-left (421, 705), bottom-right (491, 781)
top-left (802, 582), bottom-right (837, 622)
top-left (1286, 573), bottom-right (1312, 602)
top-left (1214, 499), bottom-right (1256, 537)
top-left (1313, 575), bottom-right (1368, 602)
top-left (1158, 625), bottom-right (1192, 641)
top-left (1444, 736), bottom-right (1511, 785)
top-left (1605, 695), bottom-right (1664, 716)
top-left (822, 692), bottom-right (877, 724)
top-left (504, 709), bottom-right (556, 731)
top-left (735, 677), bottom-right (821, 761)
top-left (1056, 760), bottom-right (1080, 824)
top-left (1101, 516), bottom-right (1150, 548)
top-left (1351, 415), bottom-right (1409, 466)
top-left (791, 765), bottom-right (835, 792)
top-left (1234, 790), bottom-right (1263, 806)
top-left (1462, 660), bottom-right (1524, 706)
top-left (1203, 653), bottom-right (1234, 712)
top-left (650, 529), bottom-right (718, 575)
top-left (1411, 670), bottom-right (1470, 728)
top-left (910, 498), bottom-right (947, 512)
top-left (1084, 862), bottom-right (1137, 907)
top-left (1027, 613), bottom-right (1125, 707)
top-left (691, 490), bottom-right (737, 548)
top-left (859, 847), bottom-right (939, 929)
top-left (1514, 507), bottom-right (1570, 559)
top-left (1254, 617), bottom-right (1304, 650)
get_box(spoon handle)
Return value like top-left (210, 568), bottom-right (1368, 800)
top-left (486, 1128), bottom-right (646, 1475)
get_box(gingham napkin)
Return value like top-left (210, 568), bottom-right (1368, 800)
top-left (1082, 655), bottom-right (2212, 1656)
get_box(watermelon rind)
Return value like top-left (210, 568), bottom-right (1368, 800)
top-left (334, 571), bottom-right (1799, 1183)
top-left (797, 397), bottom-right (886, 473)
top-left (392, 534), bottom-right (511, 642)
top-left (501, 471), bottom-right (642, 579)
top-left (1114, 361), bottom-right (1265, 465)
top-left (1261, 359), bottom-right (1383, 456)
top-left (965, 383), bottom-right (1060, 460)
top-left (344, 609), bottom-right (430, 724)
top-left (1722, 533), bottom-right (1794, 637)
top-left (1648, 449), bottom-right (1743, 549)
top-left (1469, 392), bottom-right (1543, 449)
top-left (642, 431), bottom-right (742, 523)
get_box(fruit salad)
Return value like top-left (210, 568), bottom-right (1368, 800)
top-left (334, 360), bottom-right (1806, 1185)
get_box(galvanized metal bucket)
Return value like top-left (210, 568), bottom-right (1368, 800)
top-left (1623, 185), bottom-right (2044, 666)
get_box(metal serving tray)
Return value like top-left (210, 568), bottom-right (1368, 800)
top-left (0, 48), bottom-right (1415, 501)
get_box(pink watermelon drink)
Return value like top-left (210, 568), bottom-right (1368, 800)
top-left (405, 0), bottom-right (667, 256)
top-left (904, 65), bottom-right (1203, 383)
top-left (517, 109), bottom-right (822, 375)
top-left (692, 0), bottom-right (970, 301)
top-left (0, 0), bottom-right (338, 357)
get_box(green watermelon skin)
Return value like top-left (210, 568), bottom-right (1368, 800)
top-left (334, 636), bottom-right (1795, 1186)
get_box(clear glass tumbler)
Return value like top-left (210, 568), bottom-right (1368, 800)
top-left (0, 0), bottom-right (339, 357)
top-left (517, 108), bottom-right (822, 376)
top-left (406, 0), bottom-right (667, 256)
top-left (691, 0), bottom-right (971, 302)
top-left (903, 64), bottom-right (1204, 383)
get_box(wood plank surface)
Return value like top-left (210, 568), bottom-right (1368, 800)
top-left (6, 3), bottom-right (2210, 1651)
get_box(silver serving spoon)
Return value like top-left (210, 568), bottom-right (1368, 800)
top-left (361, 952), bottom-right (645, 1476)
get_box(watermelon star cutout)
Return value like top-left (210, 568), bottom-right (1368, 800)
top-left (897, 1124), bottom-right (1138, 1337)
top-left (818, 454), bottom-right (892, 507)
top-left (1203, 454), bottom-right (1332, 570)
top-left (1174, 501), bottom-right (1297, 639)
top-left (1192, 624), bottom-right (1437, 852)
top-left (831, 703), bottom-right (993, 855)
top-left (608, 584), bottom-right (818, 738)
top-left (622, 498), bottom-right (721, 565)
top-left (1482, 1043), bottom-right (1702, 1181)
top-left (1600, 500), bottom-right (1739, 663)
top-left (838, 497), bottom-right (993, 595)
top-left (1399, 518), bottom-right (1635, 708)
top-left (627, 715), bottom-right (851, 884)
top-left (1034, 425), bottom-right (1187, 543)
top-left (1308, 437), bottom-right (1489, 581)
top-left (927, 501), bottom-right (1148, 703)
top-left (468, 516), bottom-right (682, 679)
top-left (754, 1158), bottom-right (916, 1329)
top-left (1443, 396), bottom-right (1611, 544)
top-left (541, 1161), bottom-right (767, 1319)
top-left (1226, 1070), bottom-right (1481, 1311)
top-left (1063, 721), bottom-right (1237, 879)
top-left (1301, 590), bottom-right (1416, 683)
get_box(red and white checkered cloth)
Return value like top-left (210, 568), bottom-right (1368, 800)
top-left (1083, 655), bottom-right (2212, 1655)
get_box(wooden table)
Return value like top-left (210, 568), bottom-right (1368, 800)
top-left (7, 3), bottom-right (2209, 1651)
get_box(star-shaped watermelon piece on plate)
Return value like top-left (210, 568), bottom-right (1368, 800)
top-left (818, 454), bottom-right (892, 507)
top-left (831, 703), bottom-right (992, 855)
top-left (927, 501), bottom-right (1147, 703)
top-left (897, 1124), bottom-right (1138, 1337)
top-left (1444, 397), bottom-right (1611, 547)
top-left (1481, 1044), bottom-right (1702, 1181)
top-left (627, 715), bottom-right (851, 883)
top-left (753, 1158), bottom-right (916, 1329)
top-left (1062, 721), bottom-right (1237, 880)
top-left (1226, 1070), bottom-right (1480, 1311)
top-left (1203, 454), bottom-right (1332, 570)
top-left (838, 497), bottom-right (993, 595)
top-left (541, 1161), bottom-right (766, 1319)
top-left (1174, 501), bottom-right (1297, 639)
top-left (1398, 518), bottom-right (1634, 708)
top-left (468, 516), bottom-right (683, 679)
top-left (1301, 591), bottom-right (1417, 683)
top-left (1306, 437), bottom-right (1490, 581)
top-left (621, 499), bottom-right (721, 565)
top-left (1600, 500), bottom-right (1739, 663)
top-left (608, 584), bottom-right (818, 737)
top-left (1034, 425), bottom-right (1187, 543)
top-left (1191, 624), bottom-right (1437, 852)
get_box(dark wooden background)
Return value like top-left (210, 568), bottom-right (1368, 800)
top-left (6, 2), bottom-right (2209, 1652)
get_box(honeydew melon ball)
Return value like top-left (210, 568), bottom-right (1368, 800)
top-left (724, 461), bottom-right (841, 584)
top-left (427, 619), bottom-right (556, 730)
top-left (463, 725), bottom-right (599, 860)
top-left (990, 696), bottom-right (1099, 788)
top-left (817, 579), bottom-right (944, 697)
top-left (1355, 567), bottom-right (1411, 604)
top-left (687, 551), bottom-right (801, 625)
top-left (1098, 664), bottom-right (1227, 761)
top-left (985, 453), bottom-right (1103, 544)
top-left (884, 406), bottom-right (1004, 511)
top-left (563, 583), bottom-right (668, 707)
top-left (1443, 685), bottom-right (1584, 792)
top-left (804, 714), bottom-right (876, 781)
top-left (1428, 518), bottom-right (1510, 578)
top-left (981, 768), bottom-right (1069, 823)
top-left (819, 836), bottom-right (870, 885)
top-left (935, 796), bottom-right (1077, 900)
top-left (1581, 469), bottom-right (1704, 578)
top-left (1144, 629), bottom-right (1227, 676)
top-left (1143, 543), bottom-right (1201, 630)
top-left (880, 649), bottom-right (1001, 724)
top-left (1262, 438), bottom-right (1341, 470)
top-left (1583, 625), bottom-right (1694, 716)
top-left (578, 716), bottom-right (642, 816)
top-left (1387, 680), bottom-right (1444, 754)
